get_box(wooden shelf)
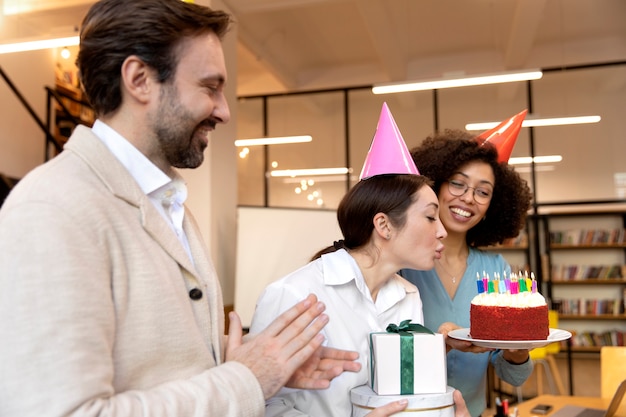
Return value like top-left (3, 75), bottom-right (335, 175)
top-left (559, 314), bottom-right (626, 320)
top-left (551, 279), bottom-right (626, 285)
top-left (550, 243), bottom-right (626, 250)
top-left (481, 245), bottom-right (528, 251)
top-left (565, 346), bottom-right (603, 353)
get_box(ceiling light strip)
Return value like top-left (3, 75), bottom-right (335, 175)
top-left (235, 135), bottom-right (312, 147)
top-left (0, 36), bottom-right (79, 54)
top-left (509, 155), bottom-right (563, 165)
top-left (372, 70), bottom-right (543, 94)
top-left (466, 115), bottom-right (601, 130)
top-left (270, 167), bottom-right (350, 177)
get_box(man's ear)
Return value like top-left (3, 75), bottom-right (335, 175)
top-left (120, 55), bottom-right (155, 104)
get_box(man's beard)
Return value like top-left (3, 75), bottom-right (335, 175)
top-left (152, 83), bottom-right (207, 169)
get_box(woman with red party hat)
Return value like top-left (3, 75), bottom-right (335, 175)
top-left (400, 115), bottom-right (533, 417)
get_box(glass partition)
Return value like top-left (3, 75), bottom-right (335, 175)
top-left (237, 62), bottom-right (626, 209)
top-left (532, 65), bottom-right (626, 202)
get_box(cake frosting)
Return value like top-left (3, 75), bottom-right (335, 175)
top-left (471, 291), bottom-right (547, 308)
top-left (469, 272), bottom-right (550, 341)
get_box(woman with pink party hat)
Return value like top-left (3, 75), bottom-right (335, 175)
top-left (249, 104), bottom-right (471, 417)
top-left (400, 112), bottom-right (533, 417)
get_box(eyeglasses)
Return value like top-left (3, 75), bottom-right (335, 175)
top-left (445, 179), bottom-right (493, 205)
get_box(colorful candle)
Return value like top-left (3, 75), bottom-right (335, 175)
top-left (519, 278), bottom-right (527, 292)
top-left (482, 271), bottom-right (488, 294)
top-left (476, 272), bottom-right (484, 293)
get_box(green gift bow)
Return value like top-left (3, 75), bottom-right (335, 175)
top-left (385, 320), bottom-right (434, 395)
top-left (386, 320), bottom-right (434, 335)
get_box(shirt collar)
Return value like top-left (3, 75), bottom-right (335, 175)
top-left (321, 249), bottom-right (417, 310)
top-left (91, 119), bottom-right (172, 194)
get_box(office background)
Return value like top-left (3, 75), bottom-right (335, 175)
top-left (1, 0), bottom-right (625, 398)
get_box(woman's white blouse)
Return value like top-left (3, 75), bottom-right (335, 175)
top-left (249, 249), bottom-right (424, 417)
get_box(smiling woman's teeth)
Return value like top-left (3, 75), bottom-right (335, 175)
top-left (451, 207), bottom-right (471, 218)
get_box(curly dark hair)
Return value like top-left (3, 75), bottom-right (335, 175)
top-left (410, 129), bottom-right (532, 247)
top-left (77, 0), bottom-right (232, 117)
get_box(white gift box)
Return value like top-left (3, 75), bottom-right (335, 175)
top-left (351, 384), bottom-right (455, 417)
top-left (369, 330), bottom-right (447, 395)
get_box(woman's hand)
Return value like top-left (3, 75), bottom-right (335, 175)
top-left (438, 322), bottom-right (494, 354)
top-left (366, 399), bottom-right (408, 416)
top-left (502, 349), bottom-right (530, 364)
top-left (365, 389), bottom-right (470, 417)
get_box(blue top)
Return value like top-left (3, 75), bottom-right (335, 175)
top-left (400, 248), bottom-right (533, 417)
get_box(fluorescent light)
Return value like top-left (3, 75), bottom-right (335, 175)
top-left (372, 69), bottom-right (543, 94)
top-left (270, 167), bottom-right (350, 177)
top-left (234, 135), bottom-right (312, 147)
top-left (282, 174), bottom-right (358, 183)
top-left (466, 115), bottom-right (601, 130)
top-left (0, 36), bottom-right (79, 54)
top-left (514, 165), bottom-right (556, 173)
top-left (509, 155), bottom-right (563, 165)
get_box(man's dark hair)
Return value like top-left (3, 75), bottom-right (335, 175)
top-left (76, 0), bottom-right (232, 116)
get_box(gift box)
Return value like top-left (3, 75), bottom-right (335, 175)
top-left (351, 384), bottom-right (454, 417)
top-left (369, 320), bottom-right (447, 395)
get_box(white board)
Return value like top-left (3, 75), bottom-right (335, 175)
top-left (234, 206), bottom-right (341, 328)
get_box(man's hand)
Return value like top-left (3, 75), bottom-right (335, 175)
top-left (285, 345), bottom-right (361, 390)
top-left (225, 294), bottom-right (338, 399)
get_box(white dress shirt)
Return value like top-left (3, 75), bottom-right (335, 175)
top-left (249, 249), bottom-right (424, 417)
top-left (91, 120), bottom-right (192, 261)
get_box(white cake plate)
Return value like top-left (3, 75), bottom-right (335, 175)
top-left (447, 328), bottom-right (572, 350)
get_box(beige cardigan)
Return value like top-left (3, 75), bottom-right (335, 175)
top-left (0, 126), bottom-right (264, 416)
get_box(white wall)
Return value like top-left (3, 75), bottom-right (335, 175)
top-left (0, 49), bottom-right (56, 178)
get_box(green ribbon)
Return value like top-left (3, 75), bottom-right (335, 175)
top-left (385, 320), bottom-right (434, 395)
top-left (385, 319), bottom-right (434, 335)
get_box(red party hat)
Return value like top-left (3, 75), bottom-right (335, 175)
top-left (476, 109), bottom-right (527, 162)
top-left (359, 102), bottom-right (420, 180)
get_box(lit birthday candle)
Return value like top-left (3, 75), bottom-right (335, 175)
top-left (531, 272), bottom-right (537, 293)
top-left (504, 271), bottom-right (511, 293)
top-left (482, 271), bottom-right (488, 293)
top-left (523, 270), bottom-right (531, 292)
top-left (510, 275), bottom-right (519, 294)
top-left (519, 276), bottom-right (527, 292)
top-left (498, 273), bottom-right (506, 294)
top-left (476, 272), bottom-right (484, 293)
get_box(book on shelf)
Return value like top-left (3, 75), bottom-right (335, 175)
top-left (550, 228), bottom-right (626, 245)
top-left (561, 329), bottom-right (625, 349)
top-left (553, 297), bottom-right (624, 315)
top-left (551, 264), bottom-right (626, 280)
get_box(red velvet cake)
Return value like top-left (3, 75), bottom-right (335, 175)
top-left (469, 273), bottom-right (550, 341)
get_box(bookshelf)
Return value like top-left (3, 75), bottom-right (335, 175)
top-left (481, 222), bottom-right (532, 274)
top-left (539, 208), bottom-right (626, 353)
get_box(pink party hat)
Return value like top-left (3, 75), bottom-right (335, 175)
top-left (476, 109), bottom-right (527, 163)
top-left (359, 102), bottom-right (420, 180)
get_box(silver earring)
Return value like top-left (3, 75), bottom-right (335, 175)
top-left (386, 233), bottom-right (391, 240)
